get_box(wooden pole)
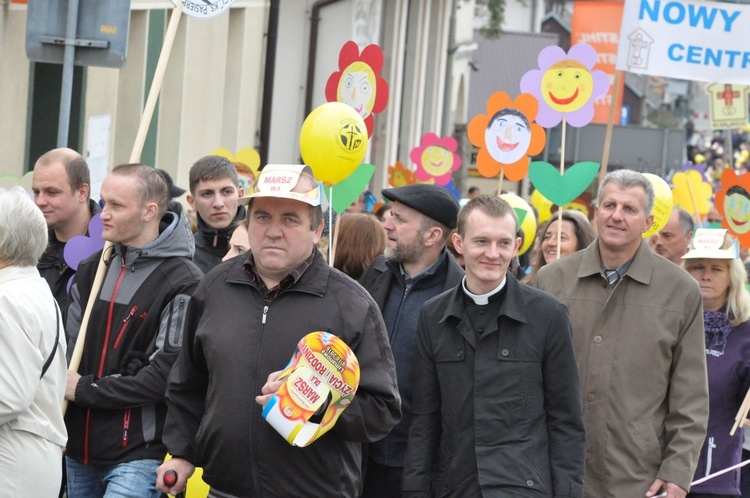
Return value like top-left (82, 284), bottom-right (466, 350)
top-left (685, 178), bottom-right (702, 228)
top-left (730, 386), bottom-right (750, 436)
top-left (497, 169), bottom-right (504, 197)
top-left (63, 2), bottom-right (184, 415)
top-left (130, 3), bottom-right (184, 164)
top-left (598, 70), bottom-right (622, 197)
top-left (556, 119), bottom-right (567, 259)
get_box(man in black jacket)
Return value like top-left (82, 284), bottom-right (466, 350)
top-left (187, 155), bottom-right (245, 273)
top-left (32, 148), bottom-right (100, 317)
top-left (360, 183), bottom-right (463, 497)
top-left (64, 164), bottom-right (203, 498)
top-left (158, 165), bottom-right (400, 497)
top-left (403, 196), bottom-right (585, 497)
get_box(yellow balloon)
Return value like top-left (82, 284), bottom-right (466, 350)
top-left (299, 102), bottom-right (368, 185)
top-left (642, 173), bottom-right (673, 238)
top-left (530, 189), bottom-right (553, 224)
top-left (499, 193), bottom-right (537, 256)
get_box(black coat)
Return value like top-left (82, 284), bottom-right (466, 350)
top-left (403, 274), bottom-right (585, 497)
top-left (192, 205), bottom-right (246, 274)
top-left (359, 251), bottom-right (464, 466)
top-left (164, 249), bottom-right (401, 497)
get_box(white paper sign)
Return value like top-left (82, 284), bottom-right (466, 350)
top-left (616, 0), bottom-right (750, 84)
top-left (171, 0), bottom-right (234, 19)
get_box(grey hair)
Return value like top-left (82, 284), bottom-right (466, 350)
top-left (0, 186), bottom-right (49, 266)
top-left (675, 207), bottom-right (695, 236)
top-left (597, 170), bottom-right (655, 215)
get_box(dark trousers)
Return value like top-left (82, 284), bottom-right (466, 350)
top-left (361, 459), bottom-right (403, 498)
top-left (689, 495), bottom-right (739, 498)
top-left (741, 448), bottom-right (750, 498)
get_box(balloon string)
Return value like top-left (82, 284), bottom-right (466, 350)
top-left (328, 185), bottom-right (333, 264)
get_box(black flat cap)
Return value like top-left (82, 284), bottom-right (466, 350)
top-left (156, 169), bottom-right (186, 198)
top-left (382, 184), bottom-right (459, 229)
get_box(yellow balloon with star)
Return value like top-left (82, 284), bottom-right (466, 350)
top-left (499, 193), bottom-right (537, 256)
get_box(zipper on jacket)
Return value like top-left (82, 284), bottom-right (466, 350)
top-left (262, 305), bottom-right (268, 324)
top-left (84, 409), bottom-right (92, 464)
top-left (113, 306), bottom-right (138, 349)
top-left (122, 408), bottom-right (131, 447)
top-left (705, 436), bottom-right (715, 476)
top-left (213, 232), bottom-right (218, 247)
top-left (97, 257), bottom-right (128, 377)
top-left (86, 253), bottom-right (127, 464)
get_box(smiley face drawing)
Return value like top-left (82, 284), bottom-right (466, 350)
top-left (724, 185), bottom-right (750, 235)
top-left (388, 161), bottom-right (415, 187)
top-left (337, 61), bottom-right (376, 119)
top-left (410, 133), bottom-right (461, 186)
top-left (541, 60), bottom-right (594, 113)
top-left (484, 108), bottom-right (532, 166)
top-left (519, 43), bottom-right (610, 128)
top-left (325, 41), bottom-right (389, 137)
top-left (420, 146), bottom-right (454, 178)
top-left (467, 92), bottom-right (546, 181)
top-left (715, 168), bottom-right (750, 249)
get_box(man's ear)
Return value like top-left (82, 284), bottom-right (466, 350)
top-left (143, 202), bottom-right (159, 222)
top-left (514, 236), bottom-right (523, 255)
top-left (423, 226), bottom-right (444, 248)
top-left (186, 194), bottom-right (195, 210)
top-left (312, 219), bottom-right (324, 244)
top-left (78, 183), bottom-right (90, 203)
top-left (452, 231), bottom-right (464, 255)
top-left (643, 214), bottom-right (655, 234)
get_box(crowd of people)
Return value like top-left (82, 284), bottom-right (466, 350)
top-left (1, 147), bottom-right (749, 498)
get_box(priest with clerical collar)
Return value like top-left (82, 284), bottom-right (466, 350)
top-left (402, 194), bottom-right (585, 497)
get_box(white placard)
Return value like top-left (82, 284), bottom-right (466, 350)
top-left (171, 0), bottom-right (234, 19)
top-left (86, 114), bottom-right (111, 202)
top-left (616, 0), bottom-right (750, 84)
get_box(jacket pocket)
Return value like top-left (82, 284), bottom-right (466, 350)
top-left (438, 471), bottom-right (479, 497)
top-left (633, 418), bottom-right (663, 470)
top-left (161, 295), bottom-right (190, 354)
top-left (491, 349), bottom-right (540, 420)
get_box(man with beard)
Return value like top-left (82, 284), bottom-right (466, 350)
top-left (359, 184), bottom-right (463, 497)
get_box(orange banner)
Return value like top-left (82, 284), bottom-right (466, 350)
top-left (571, 1), bottom-right (625, 125)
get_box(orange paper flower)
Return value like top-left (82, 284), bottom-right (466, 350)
top-left (388, 161), bottom-right (415, 187)
top-left (467, 92), bottom-right (546, 181)
top-left (715, 168), bottom-right (750, 248)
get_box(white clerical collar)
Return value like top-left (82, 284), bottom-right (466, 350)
top-left (461, 276), bottom-right (506, 305)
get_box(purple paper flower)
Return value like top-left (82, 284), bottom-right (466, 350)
top-left (64, 213), bottom-right (105, 291)
top-left (681, 161), bottom-right (707, 181)
top-left (520, 43), bottom-right (610, 128)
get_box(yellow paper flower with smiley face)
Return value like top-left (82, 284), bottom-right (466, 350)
top-left (520, 43), bottom-right (610, 128)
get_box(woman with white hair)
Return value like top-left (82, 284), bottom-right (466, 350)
top-left (0, 186), bottom-right (67, 496)
top-left (682, 229), bottom-right (750, 498)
